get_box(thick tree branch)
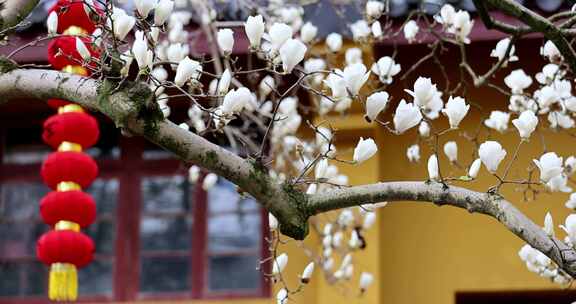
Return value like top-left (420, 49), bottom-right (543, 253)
top-left (0, 65), bottom-right (311, 239)
top-left (307, 181), bottom-right (576, 278)
top-left (0, 0), bottom-right (39, 33)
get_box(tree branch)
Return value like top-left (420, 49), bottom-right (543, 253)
top-left (0, 0), bottom-right (39, 33)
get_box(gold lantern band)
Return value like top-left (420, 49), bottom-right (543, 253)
top-left (63, 26), bottom-right (89, 36)
top-left (57, 181), bottom-right (81, 192)
top-left (49, 263), bottom-right (78, 301)
top-left (62, 65), bottom-right (89, 76)
top-left (55, 220), bottom-right (81, 232)
top-left (58, 104), bottom-right (85, 114)
top-left (58, 141), bottom-right (83, 152)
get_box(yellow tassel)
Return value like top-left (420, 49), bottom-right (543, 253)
top-left (57, 181), bottom-right (81, 192)
top-left (58, 141), bottom-right (83, 152)
top-left (58, 104), bottom-right (85, 114)
top-left (49, 263), bottom-right (78, 301)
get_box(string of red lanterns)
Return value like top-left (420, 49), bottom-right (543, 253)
top-left (36, 0), bottom-right (102, 301)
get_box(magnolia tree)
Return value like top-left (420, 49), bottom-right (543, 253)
top-left (3, 0), bottom-right (576, 302)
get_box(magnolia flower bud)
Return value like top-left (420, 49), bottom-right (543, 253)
top-left (301, 262), bottom-right (315, 284)
top-left (428, 154), bottom-right (439, 181)
top-left (365, 91), bottom-right (389, 122)
top-left (222, 87), bottom-right (252, 114)
top-left (315, 158), bottom-right (329, 180)
top-left (371, 21), bottom-right (382, 38)
top-left (324, 74), bottom-right (347, 100)
top-left (272, 253), bottom-right (288, 275)
top-left (533, 152), bottom-right (563, 183)
top-left (541, 40), bottom-right (562, 62)
top-left (359, 272), bottom-right (374, 293)
top-left (268, 23), bottom-right (293, 52)
top-left (342, 63), bottom-right (370, 96)
top-left (132, 31), bottom-right (153, 70)
top-left (544, 212), bottom-right (555, 237)
top-left (268, 213), bottom-right (278, 230)
top-left (202, 173), bottom-right (218, 190)
top-left (154, 0), bottom-right (174, 25)
top-left (468, 158), bottom-right (481, 179)
top-left (217, 69), bottom-right (232, 95)
top-left (565, 193), bottom-right (576, 209)
top-left (326, 33), bottom-right (342, 52)
top-left (258, 75), bottom-right (275, 99)
top-left (279, 39), bottom-right (307, 73)
top-left (75, 38), bottom-right (91, 61)
top-left (353, 137), bottom-right (378, 164)
top-left (300, 22), bottom-right (318, 43)
top-left (394, 100), bottom-right (422, 134)
top-left (188, 165), bottom-right (200, 183)
top-left (490, 38), bottom-right (518, 62)
top-left (150, 27), bottom-right (160, 43)
top-left (363, 212), bottom-right (376, 229)
top-left (407, 144), bottom-right (420, 162)
top-left (109, 8), bottom-right (136, 41)
top-left (245, 15), bottom-right (265, 49)
top-left (478, 141), bottom-right (507, 173)
top-left (418, 121), bottom-right (430, 137)
top-left (174, 57), bottom-right (202, 86)
top-left (561, 214), bottom-right (576, 245)
top-left (134, 0), bottom-right (156, 18)
top-left (512, 110), bottom-right (538, 139)
top-left (217, 28), bottom-right (235, 55)
top-left (443, 141), bottom-right (458, 163)
top-left (403, 20), bottom-right (419, 43)
top-left (47, 11), bottom-right (58, 35)
top-left (276, 288), bottom-right (288, 304)
top-left (442, 96), bottom-right (469, 129)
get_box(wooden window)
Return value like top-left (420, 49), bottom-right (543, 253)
top-left (0, 121), bottom-right (269, 303)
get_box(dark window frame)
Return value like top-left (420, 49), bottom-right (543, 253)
top-left (0, 122), bottom-right (271, 303)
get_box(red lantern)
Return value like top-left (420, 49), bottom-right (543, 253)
top-left (41, 151), bottom-right (98, 190)
top-left (47, 36), bottom-right (100, 71)
top-left (43, 112), bottom-right (100, 149)
top-left (48, 0), bottom-right (100, 34)
top-left (37, 230), bottom-right (94, 267)
top-left (40, 191), bottom-right (96, 228)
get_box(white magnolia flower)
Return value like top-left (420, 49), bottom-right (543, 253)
top-left (75, 38), bottom-right (91, 61)
top-left (134, 0), bottom-right (156, 17)
top-left (504, 69), bottom-right (532, 94)
top-left (419, 121), bottom-right (430, 137)
top-left (371, 56), bottom-right (401, 84)
top-left (563, 215), bottom-right (576, 246)
top-left (268, 213), bottom-right (278, 230)
top-left (268, 23), bottom-right (293, 52)
top-left (436, 4), bottom-right (456, 27)
top-left (276, 288), bottom-right (288, 304)
top-left (150, 27), bottom-right (160, 43)
top-left (544, 212), bottom-right (555, 237)
top-left (217, 69), bottom-right (232, 95)
top-left (217, 28), bottom-right (235, 54)
top-left (345, 48), bottom-right (363, 65)
top-left (301, 262), bottom-right (315, 283)
top-left (541, 40), bottom-right (563, 62)
top-left (315, 158), bottom-right (329, 180)
top-left (468, 158), bottom-right (482, 179)
top-left (341, 63), bottom-right (370, 96)
top-left (365, 91), bottom-right (389, 122)
top-left (428, 154), bottom-right (440, 181)
top-left (394, 99), bottom-right (422, 134)
top-left (353, 137), bottom-right (378, 164)
top-left (490, 38), bottom-right (518, 63)
top-left (366, 0), bottom-right (384, 19)
top-left (350, 20), bottom-right (370, 41)
top-left (47, 11), bottom-right (58, 35)
top-left (222, 87), bottom-right (253, 114)
top-left (536, 64), bottom-right (560, 84)
top-left (166, 43), bottom-right (189, 67)
top-left (512, 110), bottom-right (538, 139)
top-left (406, 77), bottom-right (443, 119)
top-left (451, 10), bottom-right (473, 43)
top-left (407, 144), bottom-right (420, 162)
top-left (245, 15), bottom-right (265, 49)
top-left (403, 20), bottom-right (419, 43)
top-left (188, 165), bottom-right (200, 183)
top-left (363, 212), bottom-right (377, 229)
top-left (372, 21), bottom-right (383, 38)
top-left (154, 0), bottom-right (174, 25)
top-left (258, 75), bottom-right (275, 99)
top-left (566, 156), bottom-right (576, 175)
top-left (202, 173), bottom-right (218, 190)
top-left (443, 141), bottom-right (458, 163)
top-left (178, 122), bottom-right (189, 130)
top-left (326, 33), bottom-right (343, 52)
top-left (565, 193), bottom-right (576, 209)
top-left (279, 39), bottom-right (307, 73)
top-left (548, 111), bottom-right (575, 129)
top-left (484, 111), bottom-right (510, 133)
top-left (479, 141), bottom-right (507, 173)
top-left (272, 253), bottom-right (288, 275)
top-left (174, 57), bottom-right (202, 86)
top-left (300, 22), bottom-right (318, 43)
top-left (109, 8), bottom-right (136, 40)
top-left (359, 272), bottom-right (374, 292)
top-left (324, 73), bottom-right (347, 100)
top-left (533, 152), bottom-right (564, 183)
top-left (442, 96), bottom-right (469, 129)
top-left (132, 31), bottom-right (153, 70)
top-left (535, 86), bottom-right (558, 112)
